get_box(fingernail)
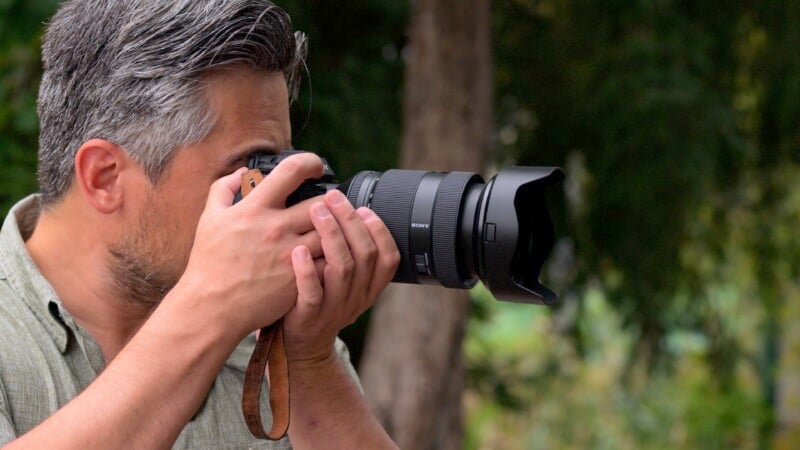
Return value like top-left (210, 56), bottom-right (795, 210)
top-left (327, 190), bottom-right (346, 205)
top-left (356, 208), bottom-right (376, 221)
top-left (313, 203), bottom-right (331, 218)
top-left (293, 246), bottom-right (310, 261)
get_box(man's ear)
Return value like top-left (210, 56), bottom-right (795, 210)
top-left (74, 139), bottom-right (132, 214)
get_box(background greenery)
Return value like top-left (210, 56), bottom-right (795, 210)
top-left (3, 0), bottom-right (800, 448)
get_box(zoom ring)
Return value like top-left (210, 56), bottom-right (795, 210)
top-left (369, 170), bottom-right (429, 283)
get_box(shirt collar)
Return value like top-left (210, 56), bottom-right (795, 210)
top-left (0, 194), bottom-right (71, 353)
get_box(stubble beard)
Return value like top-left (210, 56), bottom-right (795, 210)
top-left (106, 195), bottom-right (192, 307)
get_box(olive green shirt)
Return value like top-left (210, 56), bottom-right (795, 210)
top-left (0, 195), bottom-right (360, 449)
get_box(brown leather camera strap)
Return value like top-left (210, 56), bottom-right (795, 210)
top-left (240, 169), bottom-right (291, 440)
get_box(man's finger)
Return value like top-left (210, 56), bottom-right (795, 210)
top-left (279, 195), bottom-right (328, 234)
top-left (324, 190), bottom-right (377, 304)
top-left (206, 167), bottom-right (248, 210)
top-left (244, 153), bottom-right (325, 209)
top-left (356, 207), bottom-right (401, 301)
top-left (291, 246), bottom-right (324, 318)
top-left (310, 202), bottom-right (354, 302)
top-left (297, 230), bottom-right (323, 260)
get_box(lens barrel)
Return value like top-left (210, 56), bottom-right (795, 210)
top-left (341, 170), bottom-right (472, 285)
top-left (337, 166), bottom-right (564, 305)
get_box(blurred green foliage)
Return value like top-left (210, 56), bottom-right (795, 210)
top-left (495, 0), bottom-right (753, 356)
top-left (468, 0), bottom-right (800, 448)
top-left (466, 282), bottom-right (770, 449)
top-left (0, 0), bottom-right (55, 212)
top-left (281, 0), bottom-right (408, 175)
top-left (2, 0), bottom-right (800, 448)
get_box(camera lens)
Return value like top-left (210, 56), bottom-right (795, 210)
top-left (337, 166), bottom-right (564, 305)
top-left (236, 151), bottom-right (564, 304)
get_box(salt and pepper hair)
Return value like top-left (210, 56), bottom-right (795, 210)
top-left (37, 0), bottom-right (307, 206)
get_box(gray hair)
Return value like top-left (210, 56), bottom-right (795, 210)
top-left (37, 0), bottom-right (307, 206)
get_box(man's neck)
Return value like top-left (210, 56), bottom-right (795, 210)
top-left (25, 199), bottom-right (153, 364)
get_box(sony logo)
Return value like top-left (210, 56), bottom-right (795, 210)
top-left (411, 223), bottom-right (430, 229)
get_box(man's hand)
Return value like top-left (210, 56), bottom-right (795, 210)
top-left (283, 189), bottom-right (400, 365)
top-left (282, 188), bottom-right (401, 450)
top-left (174, 152), bottom-right (328, 338)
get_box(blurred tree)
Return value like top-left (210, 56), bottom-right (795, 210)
top-left (358, 0), bottom-right (493, 448)
top-left (750, 1), bottom-right (800, 446)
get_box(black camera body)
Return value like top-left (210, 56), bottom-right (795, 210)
top-left (232, 150), bottom-right (337, 205)
top-left (235, 150), bottom-right (564, 305)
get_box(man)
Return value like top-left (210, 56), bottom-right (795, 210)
top-left (0, 0), bottom-right (400, 448)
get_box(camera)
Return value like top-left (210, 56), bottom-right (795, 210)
top-left (234, 150), bottom-right (564, 305)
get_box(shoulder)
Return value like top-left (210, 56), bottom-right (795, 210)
top-left (0, 279), bottom-right (69, 437)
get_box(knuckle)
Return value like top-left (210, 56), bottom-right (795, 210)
top-left (261, 224), bottom-right (285, 243)
top-left (301, 152), bottom-right (324, 169)
top-left (384, 249), bottom-right (401, 270)
top-left (357, 241), bottom-right (378, 264)
top-left (305, 294), bottom-right (323, 307)
top-left (337, 257), bottom-right (356, 277)
top-left (300, 277), bottom-right (323, 298)
top-left (344, 208), bottom-right (359, 222)
top-left (287, 153), bottom-right (323, 176)
top-left (279, 157), bottom-right (303, 174)
top-left (264, 226), bottom-right (284, 242)
top-left (237, 205), bottom-right (259, 221)
top-left (368, 242), bottom-right (379, 260)
top-left (210, 177), bottom-right (226, 190)
top-left (326, 256), bottom-right (354, 278)
top-left (318, 227), bottom-right (340, 245)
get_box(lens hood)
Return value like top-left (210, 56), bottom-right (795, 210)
top-left (478, 167), bottom-right (565, 305)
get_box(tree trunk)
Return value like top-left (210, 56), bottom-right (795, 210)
top-left (358, 1), bottom-right (493, 449)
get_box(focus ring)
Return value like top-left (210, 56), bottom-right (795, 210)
top-left (343, 171), bottom-right (376, 207)
top-left (432, 172), bottom-right (480, 288)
